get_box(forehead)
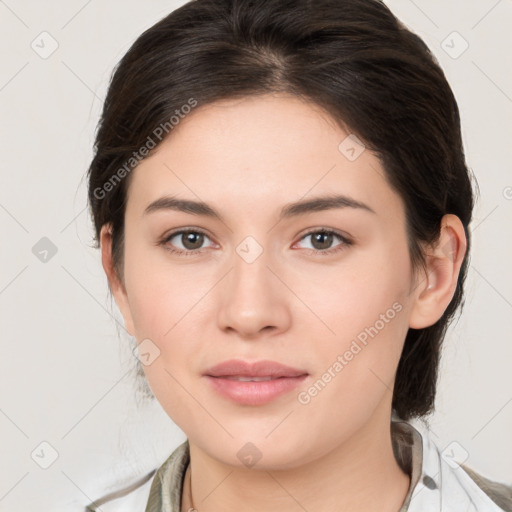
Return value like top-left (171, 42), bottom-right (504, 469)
top-left (126, 94), bottom-right (404, 222)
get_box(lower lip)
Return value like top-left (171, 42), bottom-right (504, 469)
top-left (204, 375), bottom-right (308, 405)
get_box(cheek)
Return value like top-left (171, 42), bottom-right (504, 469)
top-left (296, 283), bottom-right (410, 439)
top-left (303, 243), bottom-right (411, 340)
top-left (123, 247), bottom-right (204, 388)
top-left (302, 244), bottom-right (412, 396)
top-left (127, 276), bottom-right (202, 431)
top-left (123, 235), bottom-right (186, 339)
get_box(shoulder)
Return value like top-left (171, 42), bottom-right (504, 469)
top-left (461, 464), bottom-right (512, 511)
top-left (393, 417), bottom-right (512, 512)
top-left (84, 469), bottom-right (156, 512)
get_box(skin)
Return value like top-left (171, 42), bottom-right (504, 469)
top-left (100, 93), bottom-right (467, 512)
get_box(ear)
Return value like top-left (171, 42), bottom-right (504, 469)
top-left (408, 214), bottom-right (468, 329)
top-left (99, 224), bottom-right (135, 336)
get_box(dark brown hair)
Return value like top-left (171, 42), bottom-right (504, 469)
top-left (87, 0), bottom-right (476, 420)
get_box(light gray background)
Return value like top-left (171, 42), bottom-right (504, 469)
top-left (0, 1), bottom-right (511, 510)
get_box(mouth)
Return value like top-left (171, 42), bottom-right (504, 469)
top-left (220, 376), bottom-right (285, 381)
top-left (203, 359), bottom-right (309, 405)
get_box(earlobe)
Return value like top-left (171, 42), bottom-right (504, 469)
top-left (408, 214), bottom-right (467, 329)
top-left (99, 224), bottom-right (135, 336)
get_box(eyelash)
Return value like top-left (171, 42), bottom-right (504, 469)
top-left (159, 227), bottom-right (353, 257)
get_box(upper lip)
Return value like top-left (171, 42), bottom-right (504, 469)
top-left (204, 359), bottom-right (308, 378)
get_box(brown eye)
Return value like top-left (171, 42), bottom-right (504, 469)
top-left (310, 231), bottom-right (334, 250)
top-left (161, 229), bottom-right (214, 256)
top-left (295, 229), bottom-right (352, 256)
top-left (179, 231), bottom-right (205, 250)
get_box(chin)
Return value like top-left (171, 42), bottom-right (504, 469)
top-left (192, 431), bottom-right (320, 472)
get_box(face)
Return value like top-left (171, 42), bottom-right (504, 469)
top-left (105, 94), bottom-right (431, 469)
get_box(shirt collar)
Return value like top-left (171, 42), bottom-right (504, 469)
top-left (396, 418), bottom-right (506, 511)
top-left (145, 439), bottom-right (189, 512)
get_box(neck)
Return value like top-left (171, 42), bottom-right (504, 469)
top-left (181, 406), bottom-right (410, 512)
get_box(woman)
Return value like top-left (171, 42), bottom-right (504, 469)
top-left (86, 0), bottom-right (512, 510)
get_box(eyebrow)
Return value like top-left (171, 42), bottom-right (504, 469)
top-left (143, 193), bottom-right (376, 221)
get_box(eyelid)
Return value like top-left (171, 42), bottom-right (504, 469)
top-left (296, 226), bottom-right (352, 242)
top-left (161, 226), bottom-right (211, 241)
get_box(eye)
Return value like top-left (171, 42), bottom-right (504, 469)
top-left (294, 229), bottom-right (352, 255)
top-left (160, 228), bottom-right (215, 256)
top-left (159, 227), bottom-right (352, 257)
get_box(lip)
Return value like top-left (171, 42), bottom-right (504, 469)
top-left (204, 359), bottom-right (308, 378)
top-left (203, 359), bottom-right (309, 406)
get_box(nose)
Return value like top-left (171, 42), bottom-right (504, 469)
top-left (216, 244), bottom-right (292, 340)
